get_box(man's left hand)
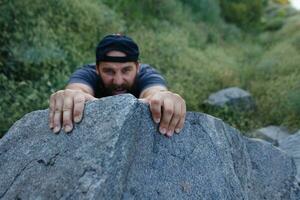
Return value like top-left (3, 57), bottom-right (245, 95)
top-left (140, 90), bottom-right (186, 137)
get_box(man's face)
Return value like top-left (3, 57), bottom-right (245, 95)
top-left (96, 51), bottom-right (140, 96)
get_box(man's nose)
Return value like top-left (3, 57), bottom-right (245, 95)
top-left (113, 73), bottom-right (124, 85)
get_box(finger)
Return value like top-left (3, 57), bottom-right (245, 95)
top-left (49, 93), bottom-right (56, 129)
top-left (138, 98), bottom-right (149, 105)
top-left (84, 93), bottom-right (97, 101)
top-left (62, 94), bottom-right (74, 133)
top-left (73, 93), bottom-right (85, 123)
top-left (159, 98), bottom-right (174, 135)
top-left (166, 100), bottom-right (182, 137)
top-left (149, 96), bottom-right (162, 124)
top-left (53, 92), bottom-right (64, 134)
top-left (175, 100), bottom-right (186, 133)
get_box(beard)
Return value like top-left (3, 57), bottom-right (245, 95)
top-left (100, 76), bottom-right (138, 97)
top-left (105, 82), bottom-right (135, 95)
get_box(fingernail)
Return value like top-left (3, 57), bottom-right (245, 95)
top-left (64, 125), bottom-right (72, 133)
top-left (175, 128), bottom-right (181, 133)
top-left (53, 126), bottom-right (60, 134)
top-left (154, 118), bottom-right (160, 123)
top-left (159, 127), bottom-right (167, 134)
top-left (74, 116), bottom-right (81, 123)
top-left (167, 130), bottom-right (173, 137)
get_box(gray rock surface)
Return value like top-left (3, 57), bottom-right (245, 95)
top-left (0, 94), bottom-right (299, 200)
top-left (205, 87), bottom-right (255, 111)
top-left (251, 125), bottom-right (290, 146)
top-left (279, 130), bottom-right (300, 181)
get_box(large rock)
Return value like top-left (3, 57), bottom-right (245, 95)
top-left (279, 130), bottom-right (300, 181)
top-left (0, 94), bottom-right (299, 200)
top-left (205, 87), bottom-right (255, 111)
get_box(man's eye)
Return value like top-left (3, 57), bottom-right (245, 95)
top-left (104, 69), bottom-right (114, 75)
top-left (122, 68), bottom-right (131, 74)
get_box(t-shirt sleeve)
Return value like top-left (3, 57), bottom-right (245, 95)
top-left (137, 64), bottom-right (167, 93)
top-left (67, 64), bottom-right (99, 93)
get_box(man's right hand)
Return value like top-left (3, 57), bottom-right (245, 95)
top-left (49, 89), bottom-right (96, 133)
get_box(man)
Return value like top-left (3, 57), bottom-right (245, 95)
top-left (49, 34), bottom-right (186, 137)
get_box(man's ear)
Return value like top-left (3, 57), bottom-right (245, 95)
top-left (136, 62), bottom-right (140, 72)
top-left (96, 64), bottom-right (100, 75)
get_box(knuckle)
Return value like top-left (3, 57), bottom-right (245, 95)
top-left (150, 98), bottom-right (160, 105)
top-left (63, 102), bottom-right (73, 110)
top-left (50, 93), bottom-right (56, 99)
top-left (53, 120), bottom-right (61, 127)
top-left (63, 105), bottom-right (72, 111)
top-left (64, 89), bottom-right (73, 96)
top-left (63, 118), bottom-right (71, 126)
top-left (54, 106), bottom-right (62, 113)
top-left (169, 120), bottom-right (177, 127)
top-left (74, 95), bottom-right (85, 104)
top-left (56, 90), bottom-right (65, 96)
top-left (54, 107), bottom-right (62, 113)
top-left (173, 113), bottom-right (181, 121)
top-left (164, 108), bottom-right (173, 115)
top-left (173, 93), bottom-right (180, 98)
top-left (160, 122), bottom-right (168, 128)
top-left (73, 110), bottom-right (81, 117)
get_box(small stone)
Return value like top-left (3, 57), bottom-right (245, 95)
top-left (205, 87), bottom-right (256, 112)
top-left (250, 125), bottom-right (290, 146)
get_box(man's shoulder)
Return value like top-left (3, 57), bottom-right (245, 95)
top-left (81, 63), bottom-right (96, 70)
top-left (139, 63), bottom-right (158, 74)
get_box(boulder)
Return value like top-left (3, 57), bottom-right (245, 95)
top-left (250, 125), bottom-right (290, 146)
top-left (205, 87), bottom-right (255, 111)
top-left (279, 130), bottom-right (300, 181)
top-left (0, 94), bottom-right (299, 200)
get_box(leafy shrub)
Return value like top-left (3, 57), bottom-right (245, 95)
top-left (180, 0), bottom-right (222, 24)
top-left (0, 0), bottom-right (125, 136)
top-left (0, 0), bottom-right (299, 138)
top-left (219, 0), bottom-right (265, 30)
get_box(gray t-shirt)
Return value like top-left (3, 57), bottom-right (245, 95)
top-left (68, 63), bottom-right (166, 98)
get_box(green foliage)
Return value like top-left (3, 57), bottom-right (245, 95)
top-left (219, 0), bottom-right (265, 30)
top-left (0, 0), bottom-right (125, 136)
top-left (102, 0), bottom-right (187, 27)
top-left (0, 0), bottom-right (299, 137)
top-left (180, 0), bottom-right (222, 24)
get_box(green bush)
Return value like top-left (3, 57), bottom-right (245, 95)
top-left (0, 0), bottom-right (125, 136)
top-left (219, 0), bottom-right (265, 30)
top-left (0, 0), bottom-right (299, 137)
top-left (180, 0), bottom-right (222, 24)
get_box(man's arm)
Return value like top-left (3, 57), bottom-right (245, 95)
top-left (49, 83), bottom-right (96, 133)
top-left (139, 85), bottom-right (186, 137)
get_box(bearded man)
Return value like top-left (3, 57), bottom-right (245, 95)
top-left (49, 34), bottom-right (186, 137)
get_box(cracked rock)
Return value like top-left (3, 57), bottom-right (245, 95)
top-left (0, 94), bottom-right (299, 200)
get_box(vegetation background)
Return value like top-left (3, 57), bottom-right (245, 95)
top-left (0, 0), bottom-right (299, 137)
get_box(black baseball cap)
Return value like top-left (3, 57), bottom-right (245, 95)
top-left (96, 34), bottom-right (139, 64)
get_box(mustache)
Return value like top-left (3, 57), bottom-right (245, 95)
top-left (109, 84), bottom-right (129, 91)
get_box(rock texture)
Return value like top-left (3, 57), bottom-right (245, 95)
top-left (0, 94), bottom-right (299, 200)
top-left (205, 87), bottom-right (255, 111)
top-left (279, 130), bottom-right (300, 181)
